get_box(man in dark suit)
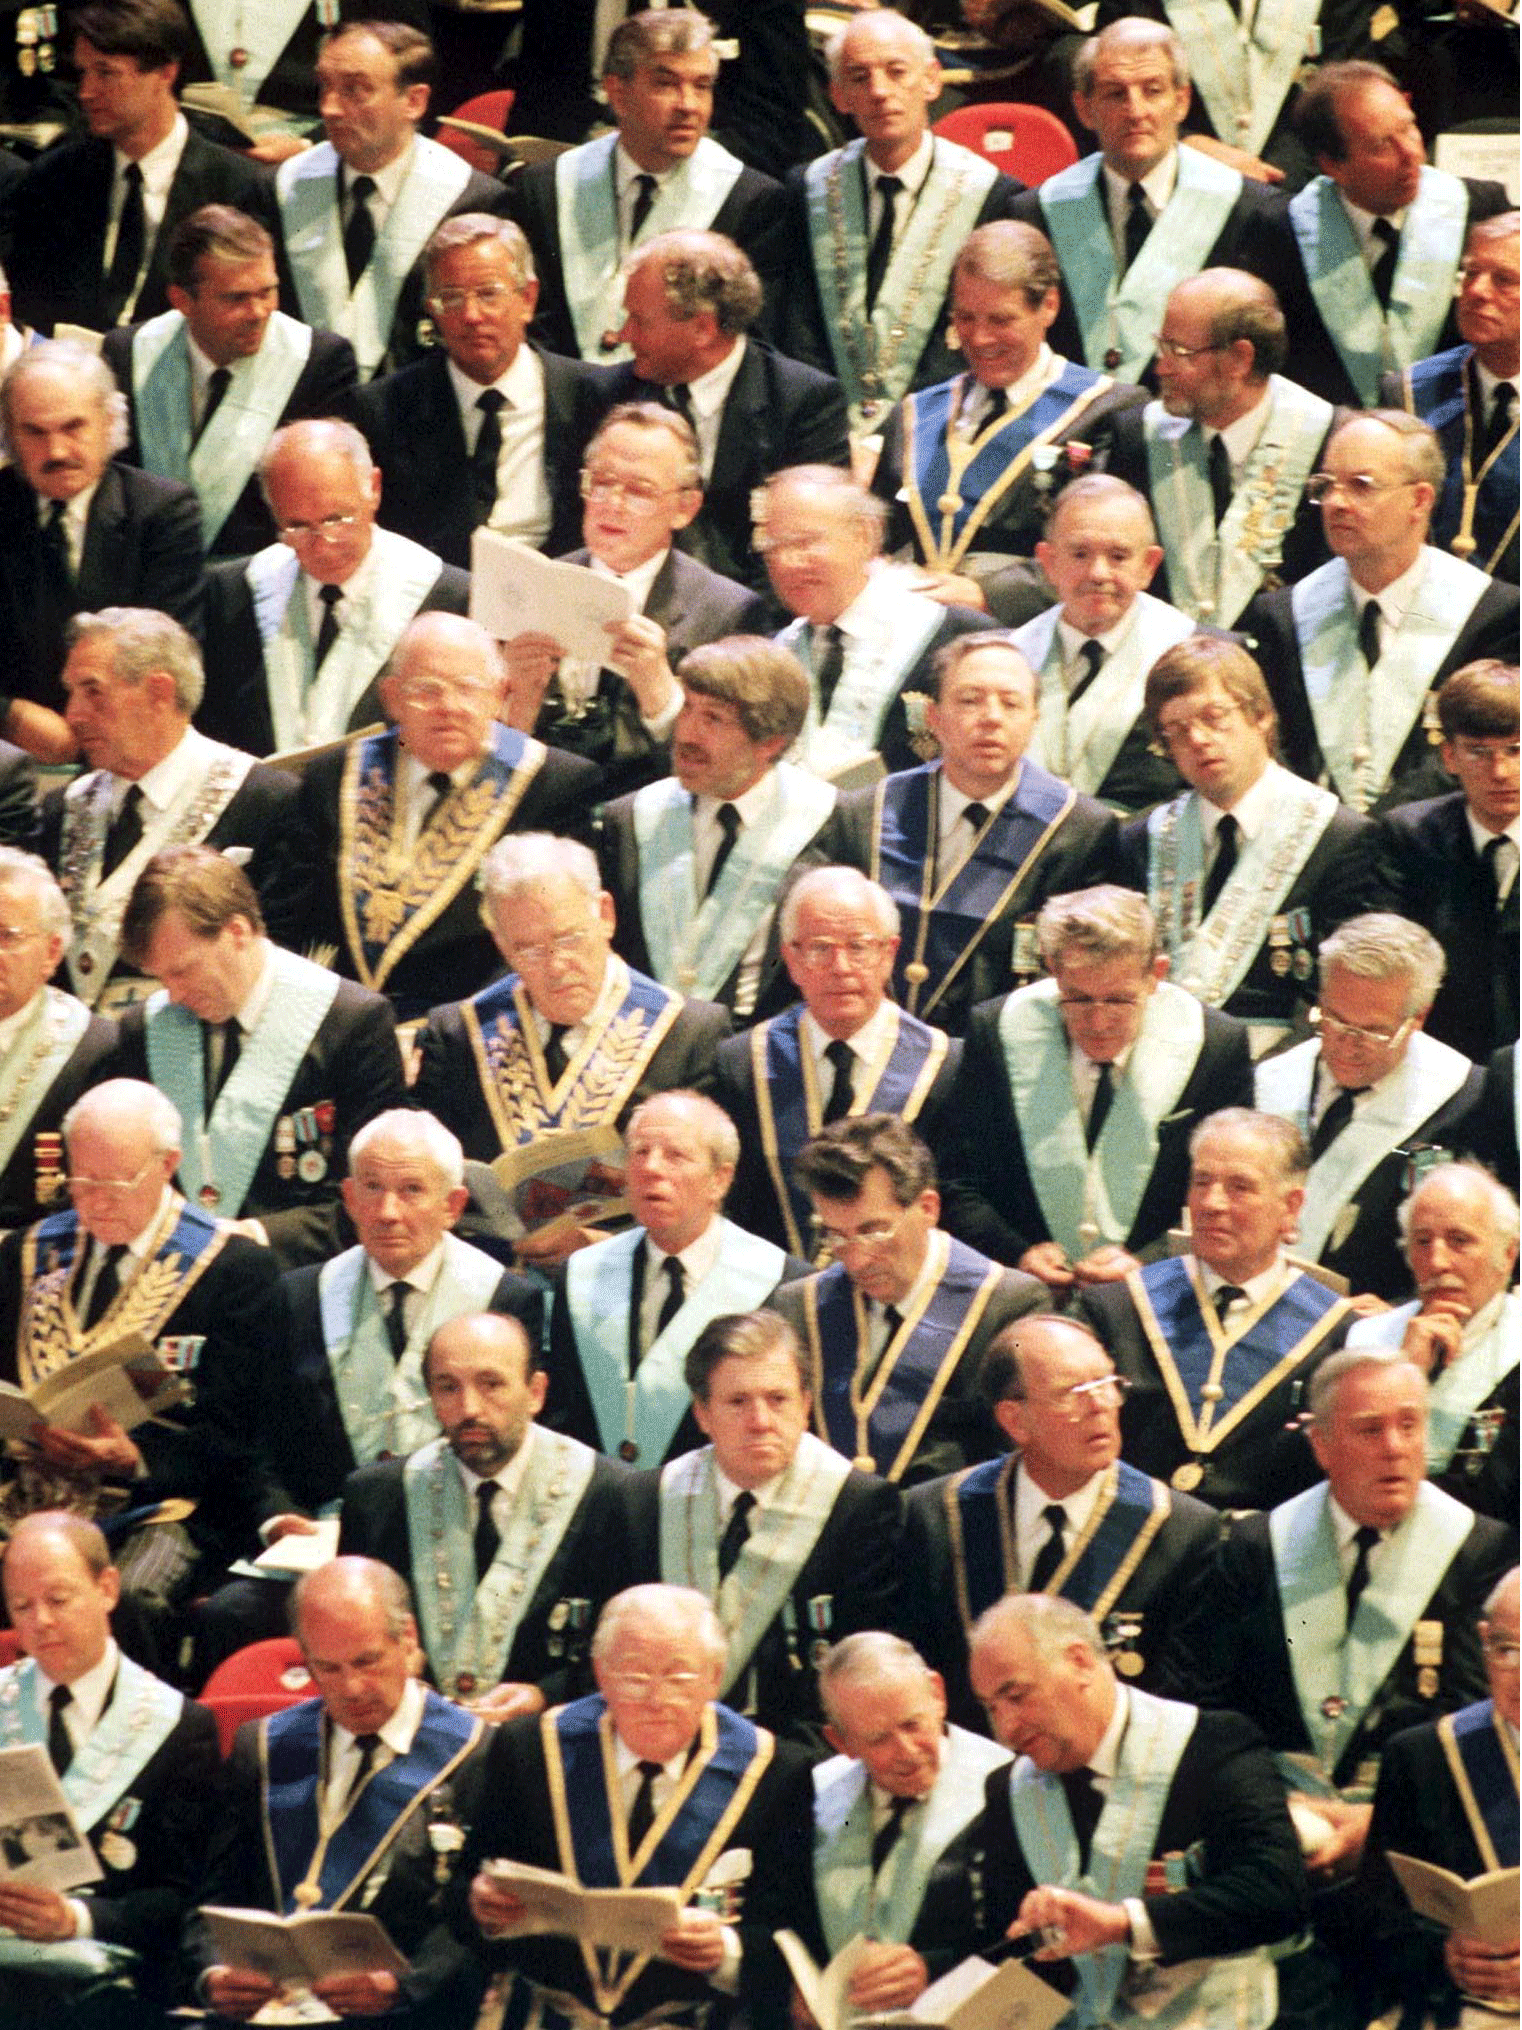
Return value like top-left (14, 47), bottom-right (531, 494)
top-left (1254, 914), bottom-right (1485, 1302)
top-left (1103, 269), bottom-right (1335, 628)
top-left (176, 0), bottom-right (430, 139)
top-left (1381, 213), bottom-right (1520, 584)
top-left (971, 1592), bottom-right (1307, 2030)
top-left (939, 886), bottom-right (1254, 1294)
top-left (271, 19), bottom-right (511, 381)
top-left (770, 1115), bottom-right (1044, 1486)
top-left (1245, 411), bottom-right (1520, 815)
top-left (500, 402), bottom-right (766, 800)
top-left (623, 1308), bottom-right (902, 1741)
top-left (1178, 1350), bottom-right (1514, 1881)
top-left (0, 1513), bottom-right (221, 2028)
top-left (1008, 20), bottom-right (1276, 390)
top-left (6, 0), bottom-right (275, 339)
top-left (826, 633), bottom-right (1118, 1037)
top-left (715, 866), bottom-right (961, 1257)
top-left (1117, 636), bottom-right (1380, 1040)
top-left (113, 843), bottom-right (405, 1268)
top-left (103, 204), bottom-right (358, 560)
top-left (42, 607), bottom-right (296, 1016)
top-left (506, 13), bottom-right (787, 365)
top-left (596, 636), bottom-right (840, 1024)
top-left (1078, 1109), bottom-right (1356, 1510)
top-left (1373, 659), bottom-right (1519, 1064)
top-left (545, 1092), bottom-right (801, 1465)
top-left (904, 1316), bottom-right (1222, 1730)
top-left (1243, 62), bottom-right (1511, 410)
top-left (352, 212), bottom-right (618, 571)
top-left (779, 9), bottom-right (1026, 436)
top-left (261, 613), bottom-right (597, 1022)
top-left (340, 1310), bottom-right (632, 1718)
top-left (0, 340), bottom-right (204, 717)
top-left (601, 230), bottom-right (850, 593)
top-left (197, 416), bottom-right (469, 758)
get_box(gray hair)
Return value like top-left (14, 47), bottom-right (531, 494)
top-left (386, 611), bottom-right (505, 694)
top-left (63, 1076), bottom-right (181, 1155)
top-left (970, 1590), bottom-right (1108, 1666)
top-left (818, 1631), bottom-right (937, 1729)
top-left (1074, 16), bottom-right (1189, 96)
top-left (1189, 1106), bottom-right (1310, 1184)
top-left (1036, 884), bottom-right (1159, 971)
top-left (348, 1108), bottom-right (464, 1190)
top-left (592, 1583), bottom-right (728, 1669)
top-left (480, 832), bottom-right (602, 912)
top-left (624, 229), bottom-right (763, 338)
top-left (952, 221), bottom-right (1062, 303)
top-left (1046, 472), bottom-right (1157, 545)
top-left (1307, 1347), bottom-right (1425, 1425)
top-left (294, 1556), bottom-right (416, 1643)
top-left (586, 401), bottom-right (702, 492)
top-left (1397, 1161), bottom-right (1521, 1257)
top-left (781, 865), bottom-right (899, 944)
top-left (424, 211), bottom-right (535, 290)
top-left (1329, 409), bottom-right (1446, 492)
top-left (65, 606), bottom-right (204, 716)
top-left (0, 848), bottom-right (71, 942)
top-left (1176, 268), bottom-right (1287, 380)
top-left (259, 416), bottom-right (374, 499)
top-left (826, 8), bottom-right (935, 81)
top-left (1318, 912), bottom-right (1446, 1020)
top-left (756, 464), bottom-right (888, 550)
top-left (1484, 1567), bottom-right (1519, 1619)
top-left (626, 1090), bottom-right (740, 1172)
top-left (605, 9), bottom-right (716, 78)
top-left (0, 340), bottom-right (130, 459)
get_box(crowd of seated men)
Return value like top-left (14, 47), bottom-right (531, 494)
top-left (0, 0), bottom-right (1513, 2024)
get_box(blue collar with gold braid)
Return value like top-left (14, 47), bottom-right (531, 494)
top-left (1442, 1698), bottom-right (1519, 1868)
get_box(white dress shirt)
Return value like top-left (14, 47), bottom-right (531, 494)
top-left (1101, 151), bottom-right (1178, 262)
top-left (106, 114), bottom-right (189, 320)
top-left (448, 345), bottom-right (553, 549)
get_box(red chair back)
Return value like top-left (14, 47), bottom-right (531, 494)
top-left (436, 90), bottom-right (517, 176)
top-left (200, 1637), bottom-right (313, 1756)
top-left (0, 1629), bottom-right (20, 1667)
top-left (933, 102), bottom-right (1079, 186)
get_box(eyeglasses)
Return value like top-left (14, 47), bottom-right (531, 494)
top-left (1483, 1639), bottom-right (1521, 1667)
top-left (1156, 703), bottom-right (1245, 748)
top-left (789, 936), bottom-right (893, 966)
top-left (427, 284), bottom-right (520, 314)
top-left (1057, 992), bottom-right (1148, 1013)
top-left (1029, 1374), bottom-right (1133, 1417)
top-left (813, 1204), bottom-right (919, 1259)
top-left (1315, 1007), bottom-right (1415, 1047)
top-left (580, 471), bottom-right (688, 508)
top-left (0, 924), bottom-right (45, 952)
top-left (1305, 473), bottom-right (1414, 504)
top-left (508, 927), bottom-right (598, 967)
top-left (397, 677), bottom-right (500, 709)
top-left (63, 1157), bottom-right (159, 1198)
top-left (277, 512), bottom-right (362, 540)
top-left (1448, 738), bottom-right (1520, 765)
top-left (605, 1670), bottom-right (704, 1701)
top-left (1153, 336), bottom-right (1227, 361)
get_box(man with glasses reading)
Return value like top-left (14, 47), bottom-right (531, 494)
top-left (938, 886), bottom-right (1252, 1295)
top-left (904, 1315), bottom-right (1220, 1729)
top-left (1244, 411), bottom-right (1519, 816)
top-left (1255, 914), bottom-right (1485, 1302)
top-left (770, 1115), bottom-right (1042, 1486)
top-left (199, 417), bottom-right (469, 759)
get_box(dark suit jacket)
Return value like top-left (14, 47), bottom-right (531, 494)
top-left (177, 0), bottom-right (429, 128)
top-left (0, 1004), bottom-right (117, 1231)
top-left (1382, 347), bottom-right (1519, 583)
top-left (338, 1445), bottom-right (635, 1705)
top-left (196, 548), bottom-right (471, 757)
top-left (827, 764), bottom-right (1121, 1036)
top-left (1115, 797), bottom-right (1383, 1025)
top-left (7, 125), bottom-right (276, 338)
top-left (767, 1255), bottom-right (1046, 1485)
top-left (622, 1460), bottom-right (903, 1741)
top-left (353, 344), bottom-right (619, 567)
top-left (1458, 1041), bottom-right (1518, 1185)
top-left (0, 738), bottom-right (38, 847)
top-left (981, 1706), bottom-right (1309, 1966)
top-left (259, 736), bottom-right (600, 1019)
top-left (1181, 1500), bottom-right (1515, 1783)
top-left (112, 973), bottom-right (406, 1269)
top-left (508, 156), bottom-right (789, 362)
top-left (1243, 568), bottom-right (1521, 814)
top-left (1077, 1269), bottom-right (1353, 1510)
top-left (901, 1461), bottom-right (1225, 1730)
top-left (103, 322), bottom-right (360, 559)
top-left (938, 996), bottom-right (1255, 1267)
top-left (1373, 792), bottom-right (1520, 1063)
top-left (1243, 178), bottom-right (1512, 409)
top-left (603, 341), bottom-right (852, 593)
top-left (0, 461), bottom-right (205, 711)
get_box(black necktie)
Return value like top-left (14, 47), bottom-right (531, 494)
top-left (823, 1038), bottom-right (855, 1124)
top-left (544, 1024), bottom-right (570, 1084)
top-left (871, 1793), bottom-right (913, 1875)
top-left (655, 1254), bottom-right (685, 1337)
top-left (203, 1017), bottom-right (240, 1105)
top-left (1122, 181), bottom-right (1151, 274)
top-left (1070, 638), bottom-right (1105, 705)
top-left (705, 802), bottom-right (740, 897)
top-left (47, 1684), bottom-right (73, 1776)
top-left (1028, 1502), bottom-right (1069, 1591)
top-left (963, 800), bottom-right (990, 836)
top-left (1485, 383), bottom-right (1516, 462)
top-left (1346, 1523), bottom-right (1380, 1626)
top-left (1061, 1766), bottom-right (1104, 1868)
top-left (473, 1480), bottom-right (501, 1581)
top-left (1484, 834), bottom-right (1517, 910)
top-left (1310, 1085), bottom-right (1357, 1163)
top-left (717, 1488), bottom-right (755, 1580)
top-left (382, 1282), bottom-right (409, 1362)
top-left (41, 497), bottom-right (72, 590)
top-left (1202, 813), bottom-right (1239, 915)
top-left (83, 1242), bottom-right (127, 1330)
top-left (346, 1732), bottom-right (382, 1805)
top-left (628, 1758), bottom-right (662, 1851)
top-left (814, 624), bottom-right (846, 717)
top-left (101, 784), bottom-right (144, 877)
top-left (1358, 599), bottom-right (1382, 670)
top-left (865, 174), bottom-right (903, 310)
top-left (628, 172), bottom-right (658, 243)
top-left (104, 161), bottom-right (145, 325)
top-left (1084, 1061), bottom-right (1114, 1152)
top-left (1369, 218), bottom-right (1400, 311)
top-left (343, 173), bottom-right (377, 288)
top-left (314, 583), bottom-right (343, 669)
top-left (972, 386), bottom-right (1008, 433)
top-left (192, 366), bottom-right (232, 449)
top-left (1212, 1282), bottom-right (1246, 1324)
top-left (665, 382), bottom-right (694, 427)
top-left (421, 770), bottom-right (455, 833)
top-left (1207, 432), bottom-right (1232, 527)
top-left (472, 388), bottom-right (505, 524)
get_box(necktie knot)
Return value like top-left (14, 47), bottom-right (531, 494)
top-left (716, 1488), bottom-right (755, 1579)
top-left (1211, 1282), bottom-right (1247, 1323)
top-left (666, 382), bottom-right (695, 425)
top-left (704, 802), bottom-right (741, 898)
top-left (350, 173), bottom-right (376, 202)
top-left (476, 388), bottom-right (506, 417)
top-left (823, 1038), bottom-right (855, 1124)
top-left (871, 1791), bottom-right (914, 1874)
top-left (1071, 638), bottom-right (1105, 703)
top-left (962, 800), bottom-right (991, 832)
top-left (1029, 1501), bottom-right (1069, 1590)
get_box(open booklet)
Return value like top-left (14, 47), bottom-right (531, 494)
top-left (0, 1331), bottom-right (188, 1445)
top-left (1387, 1852), bottom-right (1521, 1946)
top-left (0, 1745), bottom-right (103, 1892)
top-left (470, 527), bottom-right (636, 663)
top-left (775, 1933), bottom-right (1071, 2030)
top-left (483, 1858), bottom-right (684, 1955)
top-left (198, 1907), bottom-right (409, 2005)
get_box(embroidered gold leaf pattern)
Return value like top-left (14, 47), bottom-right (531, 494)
top-left (354, 766), bottom-right (501, 948)
top-left (22, 1253), bottom-right (189, 1385)
top-left (483, 1009), bottom-right (655, 1139)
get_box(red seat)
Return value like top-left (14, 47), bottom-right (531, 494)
top-left (0, 1629), bottom-right (20, 1667)
top-left (933, 102), bottom-right (1079, 186)
top-left (200, 1637), bottom-right (313, 1756)
top-left (436, 89), bottom-right (517, 177)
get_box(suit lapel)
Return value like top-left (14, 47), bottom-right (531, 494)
top-left (708, 346), bottom-right (768, 499)
top-left (79, 465), bottom-right (127, 609)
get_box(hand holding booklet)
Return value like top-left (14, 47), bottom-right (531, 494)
top-left (0, 1745), bottom-right (102, 1892)
top-left (198, 1906), bottom-right (409, 2022)
top-left (470, 529), bottom-right (636, 664)
top-left (0, 1331), bottom-right (187, 1445)
top-left (1386, 1852), bottom-right (1521, 1945)
top-left (775, 1931), bottom-right (1071, 2030)
top-left (483, 1858), bottom-right (684, 1954)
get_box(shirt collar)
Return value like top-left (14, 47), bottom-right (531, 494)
top-left (35, 1638), bottom-right (120, 1732)
top-left (800, 996), bottom-right (896, 1063)
top-left (1200, 755), bottom-right (1280, 837)
top-left (109, 1184), bottom-right (175, 1261)
top-left (1337, 188), bottom-right (1409, 245)
top-left (366, 1235), bottom-right (448, 1297)
top-left (349, 138), bottom-right (414, 210)
top-left (645, 1214), bottom-right (725, 1287)
top-left (332, 1672), bottom-right (425, 1759)
top-left (1057, 604), bottom-right (1136, 661)
top-left (458, 1419), bottom-right (537, 1508)
top-left (40, 482), bottom-right (97, 539)
top-left (533, 954), bottom-right (623, 1047)
top-left (589, 545), bottom-right (669, 609)
top-left (1196, 1253), bottom-right (1288, 1308)
top-left (1327, 1491), bottom-right (1387, 1555)
top-left (126, 722), bottom-right (211, 816)
top-left (1466, 806), bottom-right (1522, 854)
top-left (1472, 356), bottom-right (1521, 404)
top-left (1352, 548), bottom-right (1426, 626)
top-left (614, 1734), bottom-right (692, 1784)
top-left (867, 1229), bottom-right (941, 1319)
top-left (694, 769), bottom-right (776, 830)
top-left (685, 335), bottom-right (747, 418)
top-left (1014, 1458), bottom-right (1107, 1539)
top-left (234, 940), bottom-right (277, 1033)
top-left (713, 1457), bottom-right (787, 1516)
top-left (867, 130), bottom-right (934, 197)
top-left (0, 985), bottom-right (47, 1055)
top-left (1102, 150), bottom-right (1177, 216)
top-left (939, 766), bottom-right (1019, 826)
top-left (303, 544), bottom-right (374, 612)
top-left (114, 111), bottom-right (187, 196)
top-left (1209, 380), bottom-right (1275, 469)
top-left (447, 342), bottom-right (543, 411)
top-left (1087, 1683), bottom-right (1130, 1780)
